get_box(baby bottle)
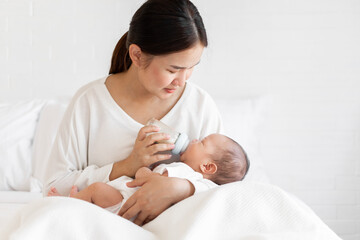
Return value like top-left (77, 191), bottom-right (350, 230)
top-left (146, 118), bottom-right (189, 155)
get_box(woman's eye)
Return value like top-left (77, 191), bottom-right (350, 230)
top-left (167, 69), bottom-right (176, 74)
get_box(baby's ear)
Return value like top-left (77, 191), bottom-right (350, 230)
top-left (200, 162), bottom-right (217, 175)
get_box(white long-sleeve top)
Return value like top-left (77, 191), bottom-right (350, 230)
top-left (44, 76), bottom-right (223, 196)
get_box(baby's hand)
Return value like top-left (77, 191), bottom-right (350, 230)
top-left (135, 167), bottom-right (160, 179)
top-left (135, 167), bottom-right (157, 179)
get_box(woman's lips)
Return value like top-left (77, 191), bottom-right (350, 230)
top-left (164, 88), bottom-right (176, 93)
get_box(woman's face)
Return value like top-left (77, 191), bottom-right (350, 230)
top-left (138, 43), bottom-right (204, 99)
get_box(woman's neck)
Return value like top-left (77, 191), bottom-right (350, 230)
top-left (121, 66), bottom-right (154, 102)
top-left (106, 66), bottom-right (183, 124)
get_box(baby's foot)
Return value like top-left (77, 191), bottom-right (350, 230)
top-left (69, 185), bottom-right (79, 197)
top-left (47, 187), bottom-right (61, 197)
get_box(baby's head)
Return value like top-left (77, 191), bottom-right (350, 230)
top-left (180, 133), bottom-right (250, 185)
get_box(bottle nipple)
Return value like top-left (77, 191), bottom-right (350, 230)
top-left (173, 133), bottom-right (190, 155)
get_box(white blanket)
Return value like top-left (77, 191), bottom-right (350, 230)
top-left (0, 182), bottom-right (341, 240)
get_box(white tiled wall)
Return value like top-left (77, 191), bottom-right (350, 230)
top-left (1, 0), bottom-right (359, 239)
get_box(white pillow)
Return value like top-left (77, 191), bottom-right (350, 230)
top-left (0, 100), bottom-right (46, 191)
top-left (215, 96), bottom-right (270, 183)
top-left (31, 99), bottom-right (69, 191)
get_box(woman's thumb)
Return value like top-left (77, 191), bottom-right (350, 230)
top-left (126, 178), bottom-right (146, 188)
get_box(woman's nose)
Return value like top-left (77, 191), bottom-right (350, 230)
top-left (172, 71), bottom-right (187, 87)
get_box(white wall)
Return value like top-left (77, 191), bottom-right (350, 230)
top-left (1, 0), bottom-right (359, 239)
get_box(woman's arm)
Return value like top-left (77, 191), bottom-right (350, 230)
top-left (45, 114), bottom-right (174, 196)
top-left (118, 175), bottom-right (194, 226)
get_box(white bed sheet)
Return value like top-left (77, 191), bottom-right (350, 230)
top-left (1, 182), bottom-right (341, 240)
top-left (0, 191), bottom-right (42, 231)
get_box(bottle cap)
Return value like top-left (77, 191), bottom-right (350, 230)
top-left (172, 133), bottom-right (189, 155)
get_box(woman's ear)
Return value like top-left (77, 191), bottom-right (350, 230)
top-left (200, 162), bottom-right (217, 175)
top-left (128, 44), bottom-right (142, 67)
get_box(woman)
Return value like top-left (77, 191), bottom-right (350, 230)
top-left (44, 0), bottom-right (223, 226)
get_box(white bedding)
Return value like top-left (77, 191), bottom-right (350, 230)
top-left (0, 191), bottom-right (42, 232)
top-left (0, 181), bottom-right (340, 240)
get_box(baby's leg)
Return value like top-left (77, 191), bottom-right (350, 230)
top-left (71, 182), bottom-right (123, 208)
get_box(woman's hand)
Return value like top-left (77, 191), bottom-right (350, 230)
top-left (110, 125), bottom-right (174, 179)
top-left (128, 125), bottom-right (175, 174)
top-left (118, 175), bottom-right (195, 226)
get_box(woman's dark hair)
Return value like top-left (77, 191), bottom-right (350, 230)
top-left (109, 0), bottom-right (208, 74)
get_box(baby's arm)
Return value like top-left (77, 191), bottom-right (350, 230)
top-left (72, 182), bottom-right (123, 208)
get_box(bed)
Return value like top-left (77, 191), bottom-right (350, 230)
top-left (0, 97), bottom-right (341, 239)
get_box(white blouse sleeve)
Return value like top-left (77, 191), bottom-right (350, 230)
top-left (43, 93), bottom-right (112, 196)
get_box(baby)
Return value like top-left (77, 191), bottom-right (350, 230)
top-left (48, 133), bottom-right (250, 215)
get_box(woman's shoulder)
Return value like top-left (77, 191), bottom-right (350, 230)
top-left (184, 81), bottom-right (217, 106)
top-left (186, 81), bottom-right (210, 96)
top-left (72, 77), bottom-right (107, 101)
top-left (64, 76), bottom-right (108, 115)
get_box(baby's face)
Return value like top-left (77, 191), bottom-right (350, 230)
top-left (180, 134), bottom-right (228, 171)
